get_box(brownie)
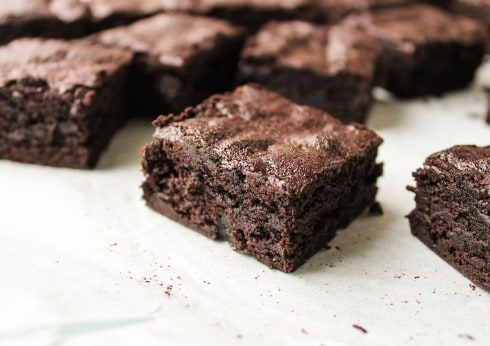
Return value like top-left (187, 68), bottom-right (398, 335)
top-left (0, 0), bottom-right (90, 46)
top-left (343, 3), bottom-right (487, 97)
top-left (237, 21), bottom-right (380, 123)
top-left (94, 13), bottom-right (245, 115)
top-left (407, 145), bottom-right (490, 292)
top-left (142, 84), bottom-right (383, 272)
top-left (194, 0), bottom-right (419, 30)
top-left (0, 38), bottom-right (133, 169)
top-left (451, 0), bottom-right (490, 51)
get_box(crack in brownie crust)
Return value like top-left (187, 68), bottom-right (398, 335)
top-left (407, 145), bottom-right (490, 291)
top-left (142, 84), bottom-right (383, 272)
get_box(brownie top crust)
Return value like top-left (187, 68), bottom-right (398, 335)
top-left (344, 3), bottom-right (487, 47)
top-left (71, 0), bottom-right (186, 20)
top-left (0, 38), bottom-right (133, 93)
top-left (241, 21), bottom-right (379, 77)
top-left (0, 0), bottom-right (51, 22)
top-left (152, 84), bottom-right (382, 194)
top-left (95, 13), bottom-right (244, 68)
top-left (423, 145), bottom-right (490, 175)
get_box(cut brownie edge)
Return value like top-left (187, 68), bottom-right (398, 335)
top-left (407, 145), bottom-right (490, 292)
top-left (409, 210), bottom-right (490, 292)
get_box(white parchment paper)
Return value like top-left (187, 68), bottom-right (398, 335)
top-left (1, 60), bottom-right (489, 346)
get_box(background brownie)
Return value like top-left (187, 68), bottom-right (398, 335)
top-left (94, 13), bottom-right (245, 115)
top-left (451, 0), bottom-right (490, 51)
top-left (0, 0), bottom-right (89, 46)
top-left (0, 38), bottom-right (133, 168)
top-left (142, 84), bottom-right (383, 272)
top-left (344, 3), bottom-right (487, 97)
top-left (407, 145), bottom-right (490, 291)
top-left (237, 21), bottom-right (380, 123)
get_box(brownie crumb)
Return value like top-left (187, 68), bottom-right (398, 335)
top-left (300, 328), bottom-right (308, 335)
top-left (458, 334), bottom-right (475, 341)
top-left (353, 324), bottom-right (368, 334)
top-left (165, 285), bottom-right (173, 296)
top-left (469, 283), bottom-right (477, 291)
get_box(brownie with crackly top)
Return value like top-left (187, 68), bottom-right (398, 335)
top-left (0, 38), bottom-right (133, 168)
top-left (94, 13), bottom-right (245, 115)
top-left (343, 3), bottom-right (487, 97)
top-left (237, 21), bottom-right (380, 123)
top-left (407, 145), bottom-right (490, 291)
top-left (142, 84), bottom-right (383, 272)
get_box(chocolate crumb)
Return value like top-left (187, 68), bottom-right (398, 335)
top-left (469, 283), bottom-right (476, 291)
top-left (353, 324), bottom-right (368, 334)
top-left (458, 334), bottom-right (475, 341)
top-left (300, 328), bottom-right (308, 335)
top-left (165, 285), bottom-right (173, 296)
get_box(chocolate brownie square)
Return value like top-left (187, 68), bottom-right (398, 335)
top-left (94, 13), bottom-right (245, 115)
top-left (344, 3), bottom-right (487, 97)
top-left (451, 0), bottom-right (490, 51)
top-left (142, 84), bottom-right (383, 272)
top-left (407, 145), bottom-right (490, 291)
top-left (0, 0), bottom-right (89, 46)
top-left (236, 21), bottom-right (380, 123)
top-left (0, 38), bottom-right (133, 169)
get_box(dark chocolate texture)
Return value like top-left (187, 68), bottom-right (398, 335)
top-left (344, 3), bottom-right (487, 97)
top-left (142, 84), bottom-right (383, 272)
top-left (94, 13), bottom-right (245, 115)
top-left (407, 145), bottom-right (490, 292)
top-left (237, 20), bottom-right (380, 123)
top-left (0, 38), bottom-right (133, 168)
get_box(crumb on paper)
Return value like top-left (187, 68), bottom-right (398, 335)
top-left (300, 328), bottom-right (308, 335)
top-left (458, 334), bottom-right (475, 341)
top-left (353, 324), bottom-right (368, 334)
top-left (469, 283), bottom-right (476, 291)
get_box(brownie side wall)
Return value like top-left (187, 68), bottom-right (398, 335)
top-left (0, 65), bottom-right (130, 168)
top-left (0, 18), bottom-right (91, 46)
top-left (407, 167), bottom-right (490, 291)
top-left (378, 42), bottom-right (485, 97)
top-left (143, 134), bottom-right (382, 272)
top-left (236, 63), bottom-right (373, 123)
